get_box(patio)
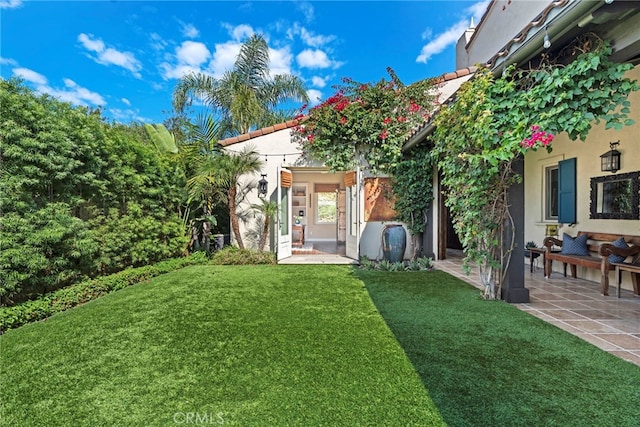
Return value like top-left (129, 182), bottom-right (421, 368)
top-left (435, 253), bottom-right (640, 367)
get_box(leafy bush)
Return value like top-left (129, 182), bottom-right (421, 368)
top-left (405, 257), bottom-right (434, 271)
top-left (210, 247), bottom-right (276, 265)
top-left (0, 253), bottom-right (208, 333)
top-left (359, 256), bottom-right (434, 272)
top-left (0, 203), bottom-right (98, 305)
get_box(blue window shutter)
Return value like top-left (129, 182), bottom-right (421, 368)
top-left (558, 158), bottom-right (576, 224)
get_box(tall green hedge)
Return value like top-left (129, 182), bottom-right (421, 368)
top-left (0, 79), bottom-right (188, 305)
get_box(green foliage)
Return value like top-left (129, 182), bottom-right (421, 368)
top-left (293, 69), bottom-right (438, 173)
top-left (358, 256), bottom-right (433, 271)
top-left (88, 204), bottom-right (188, 274)
top-left (0, 254), bottom-right (207, 333)
top-left (173, 34), bottom-right (308, 136)
top-left (0, 79), bottom-right (190, 304)
top-left (391, 149), bottom-right (434, 236)
top-left (432, 40), bottom-right (638, 299)
top-left (144, 123), bottom-right (179, 153)
top-left (405, 257), bottom-right (434, 271)
top-left (0, 203), bottom-right (98, 305)
top-left (210, 246), bottom-right (276, 265)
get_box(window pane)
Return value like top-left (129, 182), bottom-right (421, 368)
top-left (280, 187), bottom-right (289, 235)
top-left (545, 166), bottom-right (558, 220)
top-left (317, 192), bottom-right (337, 223)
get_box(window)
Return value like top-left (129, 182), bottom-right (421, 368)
top-left (316, 192), bottom-right (337, 224)
top-left (545, 165), bottom-right (558, 221)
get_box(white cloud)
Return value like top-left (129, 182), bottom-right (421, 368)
top-left (0, 57), bottom-right (18, 66)
top-left (0, 0), bottom-right (22, 9)
top-left (208, 40), bottom-right (242, 78)
top-left (296, 49), bottom-right (335, 69)
top-left (222, 23), bottom-right (255, 41)
top-left (77, 33), bottom-right (142, 78)
top-left (159, 40), bottom-right (212, 80)
top-left (421, 28), bottom-right (433, 40)
top-left (149, 33), bottom-right (168, 51)
top-left (13, 67), bottom-right (47, 85)
top-left (176, 41), bottom-right (211, 66)
top-left (287, 24), bottom-right (335, 48)
top-left (416, 0), bottom-right (490, 64)
top-left (181, 22), bottom-right (199, 38)
top-left (269, 46), bottom-right (294, 76)
top-left (109, 108), bottom-right (152, 124)
top-left (306, 89), bottom-right (323, 106)
top-left (416, 21), bottom-right (468, 64)
top-left (295, 1), bottom-right (315, 23)
top-left (121, 98), bottom-right (131, 106)
top-left (311, 76), bottom-right (326, 88)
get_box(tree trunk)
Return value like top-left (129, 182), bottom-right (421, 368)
top-left (258, 216), bottom-right (270, 252)
top-left (228, 186), bottom-right (244, 249)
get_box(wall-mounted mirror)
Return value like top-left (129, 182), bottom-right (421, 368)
top-left (590, 171), bottom-right (639, 219)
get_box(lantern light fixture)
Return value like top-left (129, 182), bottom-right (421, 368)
top-left (600, 140), bottom-right (621, 173)
top-left (258, 174), bottom-right (268, 197)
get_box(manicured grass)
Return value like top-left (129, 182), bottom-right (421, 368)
top-left (0, 265), bottom-right (443, 426)
top-left (360, 270), bottom-right (640, 427)
top-left (4, 266), bottom-right (639, 426)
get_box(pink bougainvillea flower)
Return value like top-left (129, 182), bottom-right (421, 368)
top-left (383, 117), bottom-right (392, 124)
top-left (397, 116), bottom-right (407, 123)
top-left (340, 116), bottom-right (347, 125)
top-left (379, 129), bottom-right (389, 140)
top-left (408, 102), bottom-right (420, 113)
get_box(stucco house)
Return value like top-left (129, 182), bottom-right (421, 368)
top-left (220, 69), bottom-right (473, 263)
top-left (222, 0), bottom-right (640, 301)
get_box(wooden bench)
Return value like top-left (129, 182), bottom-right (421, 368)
top-left (599, 242), bottom-right (640, 297)
top-left (543, 232), bottom-right (640, 296)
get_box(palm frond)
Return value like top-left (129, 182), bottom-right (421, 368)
top-left (235, 34), bottom-right (270, 89)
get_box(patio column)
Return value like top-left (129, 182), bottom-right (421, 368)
top-left (502, 155), bottom-right (530, 303)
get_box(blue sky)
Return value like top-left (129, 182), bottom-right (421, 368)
top-left (1, 0), bottom-right (490, 125)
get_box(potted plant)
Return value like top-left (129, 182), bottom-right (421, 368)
top-left (524, 241), bottom-right (540, 259)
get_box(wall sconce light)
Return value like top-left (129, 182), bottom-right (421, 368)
top-left (543, 26), bottom-right (551, 49)
top-left (600, 140), bottom-right (621, 173)
top-left (258, 174), bottom-right (268, 197)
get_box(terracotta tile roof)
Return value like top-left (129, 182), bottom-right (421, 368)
top-left (218, 118), bottom-right (303, 147)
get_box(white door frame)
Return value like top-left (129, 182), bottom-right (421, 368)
top-left (277, 166), bottom-right (292, 260)
top-left (345, 168), bottom-right (361, 260)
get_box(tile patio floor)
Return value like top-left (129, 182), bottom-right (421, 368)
top-left (435, 256), bottom-right (640, 367)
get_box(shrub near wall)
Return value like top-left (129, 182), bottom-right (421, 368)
top-left (0, 254), bottom-right (208, 333)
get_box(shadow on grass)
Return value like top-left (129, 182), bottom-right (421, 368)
top-left (357, 269), bottom-right (640, 427)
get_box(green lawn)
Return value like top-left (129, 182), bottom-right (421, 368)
top-left (2, 265), bottom-right (639, 426)
top-left (0, 265), bottom-right (442, 426)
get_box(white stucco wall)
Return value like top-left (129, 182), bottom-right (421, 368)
top-left (524, 64), bottom-right (640, 289)
top-left (460, 0), bottom-right (547, 68)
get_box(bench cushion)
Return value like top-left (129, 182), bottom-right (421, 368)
top-left (609, 237), bottom-right (629, 263)
top-left (561, 233), bottom-right (590, 256)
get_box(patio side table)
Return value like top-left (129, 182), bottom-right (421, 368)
top-left (525, 247), bottom-right (544, 273)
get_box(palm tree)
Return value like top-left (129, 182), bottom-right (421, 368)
top-left (211, 147), bottom-right (263, 249)
top-left (172, 34), bottom-right (309, 136)
top-left (251, 199), bottom-right (278, 252)
top-left (184, 115), bottom-right (224, 253)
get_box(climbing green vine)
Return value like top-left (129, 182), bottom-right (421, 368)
top-left (433, 37), bottom-right (638, 299)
